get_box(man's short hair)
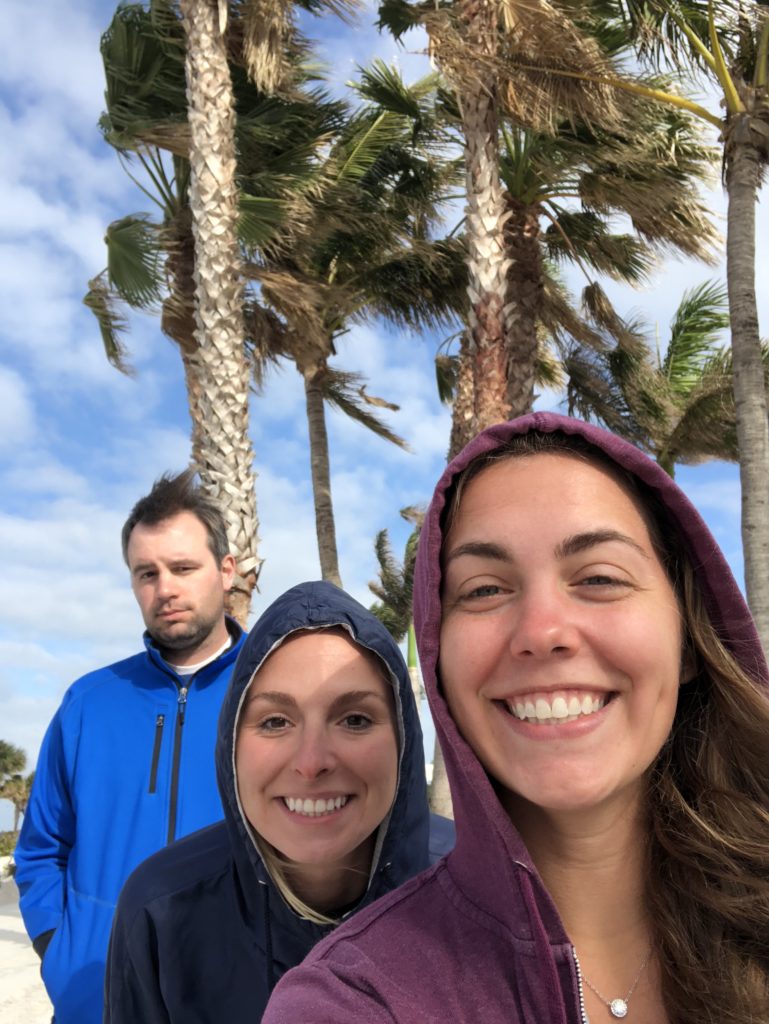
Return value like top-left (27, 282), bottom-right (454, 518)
top-left (121, 470), bottom-right (230, 565)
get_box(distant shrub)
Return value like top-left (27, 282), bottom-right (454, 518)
top-left (0, 830), bottom-right (18, 859)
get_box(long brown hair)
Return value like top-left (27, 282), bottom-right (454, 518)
top-left (443, 431), bottom-right (769, 1023)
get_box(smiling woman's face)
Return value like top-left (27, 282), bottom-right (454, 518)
top-left (439, 452), bottom-right (687, 817)
top-left (235, 630), bottom-right (398, 882)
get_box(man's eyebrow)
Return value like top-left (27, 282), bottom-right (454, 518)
top-left (130, 561), bottom-right (156, 575)
top-left (555, 530), bottom-right (650, 560)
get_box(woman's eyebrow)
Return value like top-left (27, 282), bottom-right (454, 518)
top-left (246, 690), bottom-right (298, 708)
top-left (443, 540), bottom-right (512, 565)
top-left (555, 530), bottom-right (650, 560)
top-left (444, 531), bottom-right (649, 567)
top-left (328, 690), bottom-right (390, 715)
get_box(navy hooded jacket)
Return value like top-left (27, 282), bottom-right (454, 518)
top-left (105, 581), bottom-right (453, 1023)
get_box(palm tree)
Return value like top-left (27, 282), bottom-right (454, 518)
top-left (379, 0), bottom-right (638, 446)
top-left (93, 10), bottom-right (462, 589)
top-left (250, 65), bottom-right (466, 584)
top-left (368, 506), bottom-right (424, 705)
top-left (0, 772), bottom-right (34, 833)
top-left (0, 741), bottom-right (25, 781)
top-left (176, 0), bottom-right (261, 624)
top-left (563, 280), bottom-right (769, 478)
top-left (0, 742), bottom-right (29, 833)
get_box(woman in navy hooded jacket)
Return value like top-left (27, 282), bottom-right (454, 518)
top-left (105, 580), bottom-right (453, 1023)
top-left (263, 414), bottom-right (769, 1024)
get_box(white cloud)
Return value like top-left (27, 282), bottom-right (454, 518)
top-left (0, 366), bottom-right (36, 450)
top-left (0, 0), bottom-right (109, 123)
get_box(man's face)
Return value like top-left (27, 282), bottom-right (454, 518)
top-left (127, 511), bottom-right (236, 664)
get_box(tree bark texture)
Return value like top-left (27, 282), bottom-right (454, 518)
top-left (448, 334), bottom-right (477, 458)
top-left (162, 209), bottom-right (206, 467)
top-left (303, 363), bottom-right (342, 588)
top-left (462, 71), bottom-right (513, 433)
top-left (503, 198), bottom-right (542, 418)
top-left (725, 124), bottom-right (769, 652)
top-left (180, 0), bottom-right (260, 626)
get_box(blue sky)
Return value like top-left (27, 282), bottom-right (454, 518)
top-left (0, 0), bottom-right (763, 829)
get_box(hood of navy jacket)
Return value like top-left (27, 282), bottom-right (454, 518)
top-left (413, 412), bottom-right (769, 958)
top-left (215, 580), bottom-right (431, 969)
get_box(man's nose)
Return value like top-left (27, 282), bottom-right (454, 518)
top-left (155, 571), bottom-right (179, 599)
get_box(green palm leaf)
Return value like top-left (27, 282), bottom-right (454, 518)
top-left (105, 214), bottom-right (163, 309)
top-left (662, 279), bottom-right (729, 393)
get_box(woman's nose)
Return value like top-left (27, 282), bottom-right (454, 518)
top-left (292, 733), bottom-right (335, 779)
top-left (509, 589), bottom-right (579, 658)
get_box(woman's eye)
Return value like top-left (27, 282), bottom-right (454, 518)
top-left (341, 713), bottom-right (373, 731)
top-left (258, 715), bottom-right (291, 732)
top-left (578, 574), bottom-right (631, 589)
top-left (464, 583), bottom-right (504, 600)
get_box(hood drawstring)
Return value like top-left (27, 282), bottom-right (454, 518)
top-left (263, 882), bottom-right (277, 993)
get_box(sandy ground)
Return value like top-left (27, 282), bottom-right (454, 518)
top-left (0, 865), bottom-right (53, 1024)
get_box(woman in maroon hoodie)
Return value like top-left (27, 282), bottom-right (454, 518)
top-left (263, 413), bottom-right (769, 1024)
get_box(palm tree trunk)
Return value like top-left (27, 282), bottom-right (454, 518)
top-left (429, 743), bottom-right (453, 818)
top-left (461, 72), bottom-right (512, 434)
top-left (503, 198), bottom-right (542, 418)
top-left (162, 210), bottom-right (206, 467)
top-left (406, 622), bottom-right (421, 707)
top-left (303, 363), bottom-right (343, 587)
top-left (449, 333), bottom-right (478, 458)
top-left (725, 126), bottom-right (769, 652)
top-left (180, 0), bottom-right (260, 626)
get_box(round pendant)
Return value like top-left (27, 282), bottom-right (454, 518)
top-left (609, 999), bottom-right (628, 1018)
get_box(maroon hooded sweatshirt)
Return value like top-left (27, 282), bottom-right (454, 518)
top-left (262, 413), bottom-right (769, 1024)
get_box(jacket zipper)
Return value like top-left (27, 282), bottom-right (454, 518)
top-left (572, 947), bottom-right (589, 1024)
top-left (148, 713), bottom-right (165, 793)
top-left (166, 685), bottom-right (188, 845)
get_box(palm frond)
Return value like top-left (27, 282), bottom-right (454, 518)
top-left (100, 2), bottom-right (188, 153)
top-left (435, 352), bottom-right (458, 404)
top-left (663, 279), bottom-right (729, 392)
top-left (83, 273), bottom-right (133, 376)
top-left (105, 214), bottom-right (164, 309)
top-left (238, 193), bottom-right (287, 248)
top-left (321, 367), bottom-right (411, 450)
top-left (544, 211), bottom-right (654, 284)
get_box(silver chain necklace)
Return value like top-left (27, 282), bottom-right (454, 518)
top-left (580, 949), bottom-right (652, 1019)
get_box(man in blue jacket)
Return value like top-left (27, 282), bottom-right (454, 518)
top-left (15, 470), bottom-right (246, 1024)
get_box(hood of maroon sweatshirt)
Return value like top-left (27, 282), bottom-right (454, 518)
top-left (413, 412), bottom-right (768, 943)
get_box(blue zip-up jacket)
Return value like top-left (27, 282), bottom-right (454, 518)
top-left (14, 619), bottom-right (245, 1024)
top-left (104, 581), bottom-right (454, 1024)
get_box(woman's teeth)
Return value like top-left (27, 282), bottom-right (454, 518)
top-left (284, 796), bottom-right (348, 816)
top-left (506, 693), bottom-right (608, 725)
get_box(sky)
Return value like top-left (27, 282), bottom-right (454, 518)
top-left (0, 0), bottom-right (765, 830)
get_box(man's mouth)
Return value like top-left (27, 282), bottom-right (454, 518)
top-left (500, 690), bottom-right (613, 725)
